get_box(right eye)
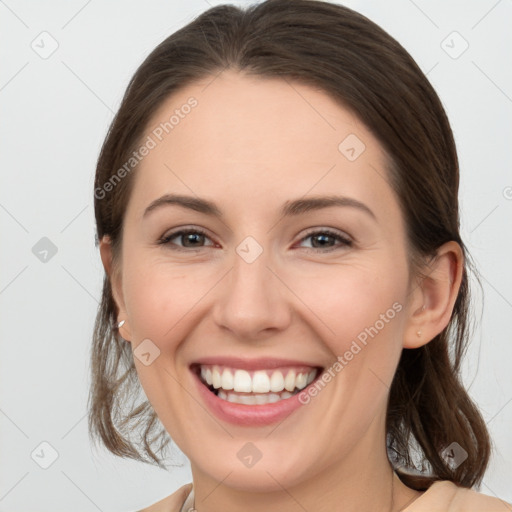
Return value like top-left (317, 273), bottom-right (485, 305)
top-left (158, 227), bottom-right (216, 251)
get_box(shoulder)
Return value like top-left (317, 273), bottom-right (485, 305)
top-left (405, 480), bottom-right (512, 512)
top-left (137, 483), bottom-right (193, 512)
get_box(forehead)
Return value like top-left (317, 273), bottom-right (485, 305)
top-left (129, 69), bottom-right (397, 223)
top-left (147, 70), bottom-right (377, 162)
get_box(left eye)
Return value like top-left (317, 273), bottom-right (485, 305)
top-left (297, 229), bottom-right (353, 251)
top-left (158, 228), bottom-right (352, 252)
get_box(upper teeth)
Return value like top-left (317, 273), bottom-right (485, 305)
top-left (200, 365), bottom-right (318, 393)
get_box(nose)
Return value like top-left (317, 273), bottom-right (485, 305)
top-left (212, 242), bottom-right (292, 341)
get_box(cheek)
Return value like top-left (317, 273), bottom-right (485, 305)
top-left (296, 264), bottom-right (404, 347)
top-left (295, 264), bottom-right (407, 406)
top-left (123, 260), bottom-right (205, 341)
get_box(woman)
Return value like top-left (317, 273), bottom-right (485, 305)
top-left (88, 0), bottom-right (511, 510)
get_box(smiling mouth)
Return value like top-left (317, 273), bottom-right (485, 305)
top-left (192, 364), bottom-right (322, 405)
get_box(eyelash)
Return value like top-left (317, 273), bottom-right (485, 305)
top-left (157, 227), bottom-right (353, 252)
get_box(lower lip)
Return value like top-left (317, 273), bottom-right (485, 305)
top-left (192, 369), bottom-right (319, 426)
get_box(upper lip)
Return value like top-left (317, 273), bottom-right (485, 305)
top-left (190, 356), bottom-right (323, 372)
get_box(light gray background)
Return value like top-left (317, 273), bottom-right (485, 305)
top-left (0, 0), bottom-right (511, 510)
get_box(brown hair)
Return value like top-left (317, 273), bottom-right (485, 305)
top-left (88, 0), bottom-right (491, 491)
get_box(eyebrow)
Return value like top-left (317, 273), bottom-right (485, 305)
top-left (143, 193), bottom-right (376, 221)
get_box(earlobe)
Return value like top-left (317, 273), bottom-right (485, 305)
top-left (403, 241), bottom-right (463, 349)
top-left (99, 236), bottom-right (132, 342)
top-left (115, 319), bottom-right (132, 343)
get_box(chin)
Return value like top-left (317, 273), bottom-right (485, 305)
top-left (195, 453), bottom-right (314, 493)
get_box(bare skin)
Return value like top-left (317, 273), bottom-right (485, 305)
top-left (100, 69), bottom-right (463, 512)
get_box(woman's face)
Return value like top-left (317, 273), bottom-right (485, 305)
top-left (105, 70), bottom-right (421, 491)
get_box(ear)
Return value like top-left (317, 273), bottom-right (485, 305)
top-left (99, 235), bottom-right (132, 342)
top-left (403, 241), bottom-right (463, 349)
